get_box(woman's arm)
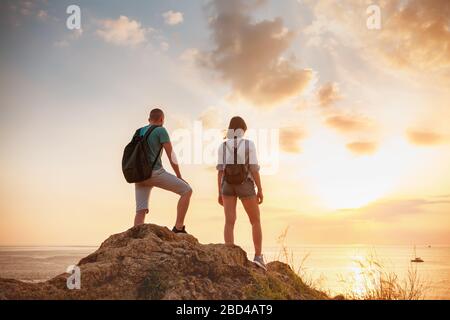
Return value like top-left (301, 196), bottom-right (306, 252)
top-left (248, 140), bottom-right (263, 204)
top-left (251, 169), bottom-right (263, 204)
top-left (217, 170), bottom-right (224, 206)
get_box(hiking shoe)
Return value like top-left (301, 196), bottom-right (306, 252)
top-left (253, 255), bottom-right (267, 271)
top-left (172, 226), bottom-right (187, 234)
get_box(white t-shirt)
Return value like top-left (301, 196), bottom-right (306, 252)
top-left (216, 138), bottom-right (260, 181)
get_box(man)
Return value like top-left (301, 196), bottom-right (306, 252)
top-left (134, 108), bottom-right (192, 233)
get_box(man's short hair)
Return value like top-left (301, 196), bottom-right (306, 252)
top-left (149, 108), bottom-right (164, 121)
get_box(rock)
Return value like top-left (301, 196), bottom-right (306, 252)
top-left (0, 224), bottom-right (329, 300)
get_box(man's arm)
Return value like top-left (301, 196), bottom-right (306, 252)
top-left (162, 142), bottom-right (183, 179)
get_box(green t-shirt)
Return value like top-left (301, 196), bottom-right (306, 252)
top-left (139, 125), bottom-right (170, 171)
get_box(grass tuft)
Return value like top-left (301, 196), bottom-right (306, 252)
top-left (340, 252), bottom-right (429, 300)
top-left (274, 229), bottom-right (429, 300)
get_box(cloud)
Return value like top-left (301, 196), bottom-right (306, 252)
top-left (317, 82), bottom-right (341, 107)
top-left (279, 127), bottom-right (305, 153)
top-left (325, 115), bottom-right (370, 133)
top-left (160, 41), bottom-right (169, 51)
top-left (163, 10), bottom-right (184, 26)
top-left (306, 0), bottom-right (450, 78)
top-left (406, 129), bottom-right (446, 146)
top-left (202, 0), bottom-right (314, 107)
top-left (1, 0), bottom-right (50, 26)
top-left (36, 9), bottom-right (48, 20)
top-left (353, 197), bottom-right (450, 220)
top-left (269, 196), bottom-right (450, 244)
top-left (198, 107), bottom-right (224, 129)
top-left (294, 98), bottom-right (310, 111)
top-left (346, 141), bottom-right (377, 155)
top-left (180, 48), bottom-right (200, 62)
top-left (53, 40), bottom-right (69, 48)
top-left (376, 0), bottom-right (450, 73)
top-left (53, 28), bottom-right (83, 48)
top-left (18, 0), bottom-right (34, 16)
top-left (97, 16), bottom-right (147, 47)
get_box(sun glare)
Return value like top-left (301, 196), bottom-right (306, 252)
top-left (301, 133), bottom-right (419, 210)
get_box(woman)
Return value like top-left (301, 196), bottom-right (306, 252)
top-left (216, 116), bottom-right (266, 270)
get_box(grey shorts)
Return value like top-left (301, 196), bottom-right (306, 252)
top-left (135, 168), bottom-right (192, 212)
top-left (221, 178), bottom-right (256, 199)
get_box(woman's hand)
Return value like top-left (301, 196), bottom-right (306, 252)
top-left (257, 190), bottom-right (264, 204)
top-left (218, 194), bottom-right (223, 206)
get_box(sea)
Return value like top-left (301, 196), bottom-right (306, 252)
top-left (0, 245), bottom-right (448, 299)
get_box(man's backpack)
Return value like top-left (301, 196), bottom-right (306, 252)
top-left (223, 138), bottom-right (249, 185)
top-left (122, 125), bottom-right (162, 183)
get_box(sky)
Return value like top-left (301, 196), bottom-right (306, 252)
top-left (0, 0), bottom-right (449, 247)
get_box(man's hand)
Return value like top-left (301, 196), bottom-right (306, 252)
top-left (178, 176), bottom-right (189, 184)
top-left (218, 194), bottom-right (223, 206)
top-left (257, 190), bottom-right (264, 204)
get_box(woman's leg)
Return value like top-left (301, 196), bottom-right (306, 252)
top-left (241, 197), bottom-right (262, 256)
top-left (223, 196), bottom-right (238, 245)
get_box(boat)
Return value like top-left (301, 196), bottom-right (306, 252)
top-left (411, 245), bottom-right (424, 263)
top-left (411, 257), bottom-right (424, 263)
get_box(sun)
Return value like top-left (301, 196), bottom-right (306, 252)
top-left (308, 156), bottom-right (392, 210)
top-left (315, 179), bottom-right (387, 210)
top-left (300, 133), bottom-right (418, 210)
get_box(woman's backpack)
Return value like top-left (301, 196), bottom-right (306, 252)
top-left (223, 138), bottom-right (249, 185)
top-left (122, 125), bottom-right (162, 183)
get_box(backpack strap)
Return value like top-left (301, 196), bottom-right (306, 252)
top-left (142, 125), bottom-right (164, 170)
top-left (143, 125), bottom-right (159, 140)
top-left (222, 141), bottom-right (227, 168)
top-left (245, 140), bottom-right (249, 165)
top-left (233, 137), bottom-right (238, 165)
top-left (151, 146), bottom-right (164, 170)
top-left (223, 138), bottom-right (248, 166)
top-left (132, 129), bottom-right (141, 140)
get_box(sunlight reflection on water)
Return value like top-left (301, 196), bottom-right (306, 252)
top-left (246, 245), bottom-right (450, 299)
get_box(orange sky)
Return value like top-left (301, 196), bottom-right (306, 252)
top-left (0, 0), bottom-right (449, 247)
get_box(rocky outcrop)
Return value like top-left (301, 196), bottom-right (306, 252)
top-left (0, 224), bottom-right (329, 300)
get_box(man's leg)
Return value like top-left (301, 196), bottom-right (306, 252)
top-left (134, 183), bottom-right (152, 227)
top-left (151, 170), bottom-right (192, 230)
top-left (134, 209), bottom-right (148, 226)
top-left (175, 189), bottom-right (192, 230)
